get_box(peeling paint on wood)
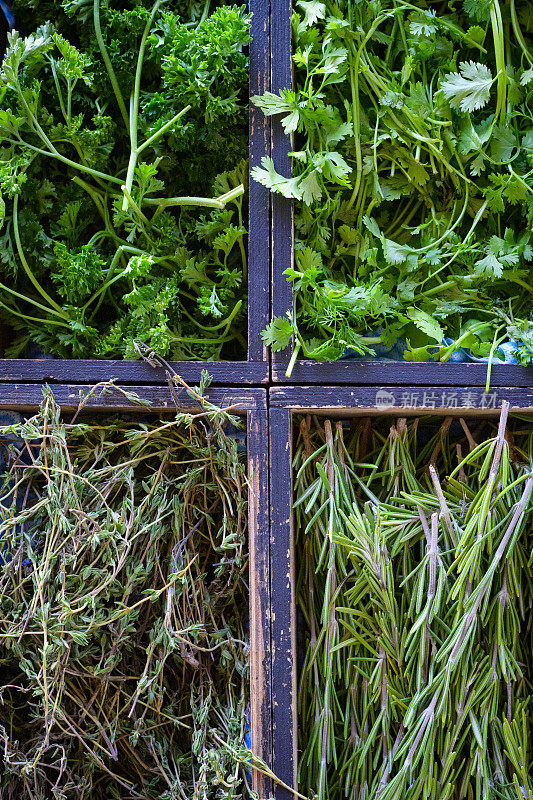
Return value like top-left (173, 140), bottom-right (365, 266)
top-left (247, 407), bottom-right (272, 796)
top-left (0, 384), bottom-right (267, 412)
top-left (269, 407), bottom-right (298, 798)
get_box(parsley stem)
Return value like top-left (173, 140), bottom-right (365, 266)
top-left (145, 197), bottom-right (224, 210)
top-left (93, 0), bottom-right (130, 131)
top-left (0, 281), bottom-right (67, 320)
top-left (143, 184), bottom-right (244, 212)
top-left (17, 139), bottom-right (123, 185)
top-left (180, 299), bottom-right (243, 332)
top-left (13, 195), bottom-right (66, 317)
top-left (0, 301), bottom-right (70, 328)
top-left (122, 0), bottom-right (165, 212)
top-left (137, 107), bottom-right (191, 155)
top-left (120, 186), bottom-right (151, 225)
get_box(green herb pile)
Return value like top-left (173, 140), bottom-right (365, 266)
top-left (0, 385), bottom-right (254, 798)
top-left (294, 406), bottom-right (532, 800)
top-left (254, 0), bottom-right (533, 374)
top-left (0, 0), bottom-right (249, 359)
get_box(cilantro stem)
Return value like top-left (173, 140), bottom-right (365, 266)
top-left (491, 0), bottom-right (507, 124)
top-left (485, 329), bottom-right (507, 393)
top-left (286, 340), bottom-right (301, 377)
top-left (345, 11), bottom-right (393, 213)
top-left (93, 0), bottom-right (130, 131)
top-left (511, 278), bottom-right (533, 295)
top-left (510, 0), bottom-right (533, 65)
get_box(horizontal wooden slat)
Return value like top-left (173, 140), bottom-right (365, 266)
top-left (270, 385), bottom-right (533, 414)
top-left (0, 384), bottom-right (266, 412)
top-left (272, 361), bottom-right (533, 387)
top-left (0, 360), bottom-right (269, 385)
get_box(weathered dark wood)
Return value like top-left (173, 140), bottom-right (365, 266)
top-left (0, 360), bottom-right (269, 385)
top-left (270, 0), bottom-right (293, 378)
top-left (247, 407), bottom-right (272, 796)
top-left (272, 360), bottom-right (533, 386)
top-left (270, 385), bottom-right (533, 414)
top-left (269, 407), bottom-right (297, 799)
top-left (0, 383), bottom-right (266, 412)
top-left (248, 0), bottom-right (271, 364)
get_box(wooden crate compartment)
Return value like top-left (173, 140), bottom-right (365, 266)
top-left (0, 383), bottom-right (271, 796)
top-left (269, 0), bottom-right (533, 386)
top-left (0, 0), bottom-right (270, 386)
top-left (268, 384), bottom-right (533, 798)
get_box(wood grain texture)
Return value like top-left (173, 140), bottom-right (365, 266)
top-left (0, 384), bottom-right (267, 412)
top-left (269, 407), bottom-right (297, 799)
top-left (270, 385), bottom-right (533, 414)
top-left (0, 360), bottom-right (269, 385)
top-left (272, 360), bottom-right (533, 385)
top-left (247, 408), bottom-right (272, 796)
top-left (270, 0), bottom-right (293, 377)
top-left (248, 0), bottom-right (271, 363)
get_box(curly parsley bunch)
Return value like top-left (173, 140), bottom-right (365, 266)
top-left (0, 0), bottom-right (250, 359)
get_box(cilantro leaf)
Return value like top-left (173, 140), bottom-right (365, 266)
top-left (261, 316), bottom-right (294, 350)
top-left (441, 62), bottom-right (493, 112)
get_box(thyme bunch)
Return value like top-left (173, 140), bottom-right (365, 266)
top-left (0, 387), bottom-right (254, 799)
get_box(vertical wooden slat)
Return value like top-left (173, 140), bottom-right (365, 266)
top-left (269, 406), bottom-right (297, 797)
top-left (248, 0), bottom-right (271, 363)
top-left (270, 0), bottom-right (294, 376)
top-left (248, 406), bottom-right (272, 795)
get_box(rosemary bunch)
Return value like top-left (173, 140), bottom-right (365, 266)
top-left (0, 388), bottom-right (253, 799)
top-left (295, 406), bottom-right (532, 800)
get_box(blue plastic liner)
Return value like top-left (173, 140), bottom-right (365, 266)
top-left (1, 1), bottom-right (13, 30)
top-left (341, 332), bottom-right (525, 364)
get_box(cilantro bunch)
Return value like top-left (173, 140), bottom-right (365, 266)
top-left (0, 0), bottom-right (250, 359)
top-left (253, 0), bottom-right (533, 375)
